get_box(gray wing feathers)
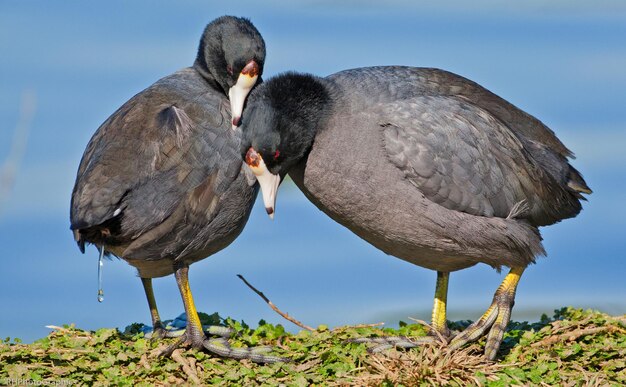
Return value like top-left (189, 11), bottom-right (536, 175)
top-left (71, 73), bottom-right (242, 239)
top-left (331, 66), bottom-right (573, 160)
top-left (382, 95), bottom-right (538, 219)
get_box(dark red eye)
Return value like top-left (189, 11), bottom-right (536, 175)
top-left (226, 65), bottom-right (234, 75)
top-left (273, 150), bottom-right (280, 160)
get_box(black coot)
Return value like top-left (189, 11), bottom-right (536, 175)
top-left (239, 67), bottom-right (591, 360)
top-left (70, 16), bottom-right (284, 362)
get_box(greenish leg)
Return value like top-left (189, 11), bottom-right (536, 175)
top-left (141, 277), bottom-right (170, 338)
top-left (431, 271), bottom-right (450, 339)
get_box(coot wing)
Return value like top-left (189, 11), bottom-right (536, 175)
top-left (71, 71), bottom-right (244, 250)
top-left (380, 94), bottom-right (544, 220)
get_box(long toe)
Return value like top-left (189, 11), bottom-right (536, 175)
top-left (448, 303), bottom-right (499, 352)
top-left (348, 335), bottom-right (436, 353)
top-left (484, 301), bottom-right (513, 360)
top-left (202, 338), bottom-right (289, 363)
top-left (447, 298), bottom-right (513, 360)
top-left (204, 325), bottom-right (234, 338)
top-left (148, 326), bottom-right (185, 339)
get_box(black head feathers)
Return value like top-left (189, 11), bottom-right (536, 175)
top-left (194, 16), bottom-right (266, 94)
top-left (240, 72), bottom-right (333, 175)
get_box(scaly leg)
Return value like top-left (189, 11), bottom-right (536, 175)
top-left (431, 271), bottom-right (450, 339)
top-left (448, 266), bottom-right (524, 360)
top-left (159, 264), bottom-right (287, 363)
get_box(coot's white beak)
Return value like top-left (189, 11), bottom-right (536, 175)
top-left (245, 147), bottom-right (280, 219)
top-left (229, 60), bottom-right (259, 130)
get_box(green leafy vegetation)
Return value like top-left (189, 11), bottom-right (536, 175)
top-left (1, 308), bottom-right (624, 385)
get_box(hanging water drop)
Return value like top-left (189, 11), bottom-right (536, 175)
top-left (97, 245), bottom-right (104, 303)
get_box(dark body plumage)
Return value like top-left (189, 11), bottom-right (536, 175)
top-left (69, 17), bottom-right (286, 362)
top-left (240, 66), bottom-right (590, 358)
top-left (293, 67), bottom-right (588, 272)
top-left (71, 68), bottom-right (256, 277)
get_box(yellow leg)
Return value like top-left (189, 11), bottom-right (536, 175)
top-left (158, 264), bottom-right (210, 356)
top-left (431, 271), bottom-right (450, 337)
top-left (497, 266), bottom-right (524, 295)
top-left (449, 266), bottom-right (525, 360)
top-left (174, 265), bottom-right (204, 341)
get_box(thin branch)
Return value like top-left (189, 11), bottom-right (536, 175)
top-left (237, 274), bottom-right (315, 332)
top-left (0, 90), bottom-right (36, 213)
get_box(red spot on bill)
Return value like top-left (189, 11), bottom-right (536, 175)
top-left (241, 60), bottom-right (259, 78)
top-left (245, 147), bottom-right (262, 167)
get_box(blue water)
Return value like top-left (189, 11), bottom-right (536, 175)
top-left (1, 1), bottom-right (625, 343)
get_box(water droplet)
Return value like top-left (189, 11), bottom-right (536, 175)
top-left (97, 245), bottom-right (105, 303)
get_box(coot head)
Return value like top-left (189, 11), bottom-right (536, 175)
top-left (240, 72), bottom-right (332, 217)
top-left (194, 16), bottom-right (266, 128)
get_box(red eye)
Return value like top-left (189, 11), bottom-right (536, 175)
top-left (273, 150), bottom-right (280, 160)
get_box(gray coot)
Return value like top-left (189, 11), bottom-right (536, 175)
top-left (239, 67), bottom-right (591, 360)
top-left (70, 16), bottom-right (285, 362)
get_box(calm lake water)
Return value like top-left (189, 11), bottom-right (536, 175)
top-left (1, 1), bottom-right (625, 343)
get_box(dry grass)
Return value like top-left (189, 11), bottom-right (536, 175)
top-left (352, 341), bottom-right (504, 386)
top-left (351, 308), bottom-right (625, 386)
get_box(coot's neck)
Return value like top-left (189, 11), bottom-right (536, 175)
top-left (193, 27), bottom-right (229, 95)
top-left (193, 59), bottom-right (225, 95)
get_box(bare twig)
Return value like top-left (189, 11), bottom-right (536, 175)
top-left (0, 90), bottom-right (36, 213)
top-left (530, 325), bottom-right (625, 348)
top-left (171, 349), bottom-right (201, 384)
top-left (237, 274), bottom-right (315, 332)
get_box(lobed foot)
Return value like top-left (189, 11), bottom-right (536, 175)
top-left (351, 268), bottom-right (523, 360)
top-left (162, 266), bottom-right (289, 363)
top-left (157, 329), bottom-right (288, 363)
top-left (447, 282), bottom-right (516, 360)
